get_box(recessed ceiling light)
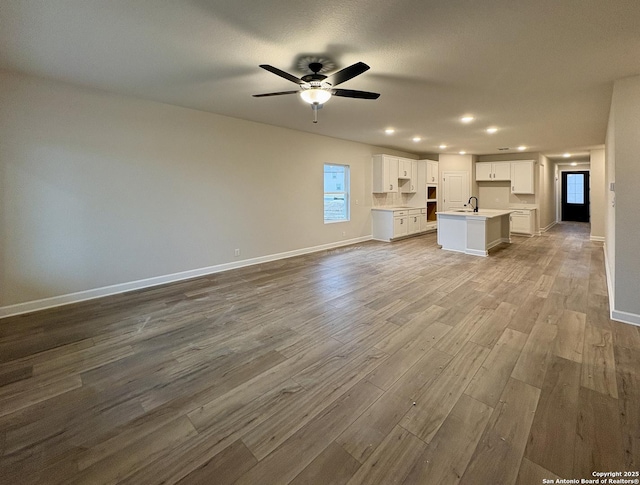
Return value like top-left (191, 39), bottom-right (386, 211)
top-left (384, 128), bottom-right (395, 135)
top-left (486, 127), bottom-right (498, 134)
top-left (412, 136), bottom-right (421, 142)
top-left (460, 115), bottom-right (474, 123)
top-left (459, 150), bottom-right (466, 155)
top-left (439, 144), bottom-right (447, 149)
top-left (563, 152), bottom-right (571, 158)
top-left (571, 162), bottom-right (577, 166)
top-left (517, 146), bottom-right (527, 151)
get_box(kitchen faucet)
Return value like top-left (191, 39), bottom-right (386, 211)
top-left (468, 196), bottom-right (479, 212)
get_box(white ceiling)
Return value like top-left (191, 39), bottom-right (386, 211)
top-left (1, 0), bottom-right (639, 158)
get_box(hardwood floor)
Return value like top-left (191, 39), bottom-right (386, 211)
top-left (1, 223), bottom-right (638, 484)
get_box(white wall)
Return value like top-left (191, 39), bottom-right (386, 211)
top-left (607, 75), bottom-right (640, 323)
top-left (0, 71), bottom-right (417, 311)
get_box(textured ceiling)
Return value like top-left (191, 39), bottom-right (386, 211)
top-left (1, 0), bottom-right (639, 158)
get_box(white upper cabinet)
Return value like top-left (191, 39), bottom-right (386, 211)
top-left (398, 158), bottom-right (412, 179)
top-left (493, 162), bottom-right (511, 180)
top-left (476, 162), bottom-right (511, 181)
top-left (511, 160), bottom-right (535, 194)
top-left (425, 160), bottom-right (439, 184)
top-left (400, 160), bottom-right (418, 193)
top-left (372, 155), bottom-right (399, 193)
top-left (475, 159), bottom-right (535, 194)
top-left (475, 162), bottom-right (493, 181)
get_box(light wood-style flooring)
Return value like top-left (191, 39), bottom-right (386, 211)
top-left (1, 223), bottom-right (638, 484)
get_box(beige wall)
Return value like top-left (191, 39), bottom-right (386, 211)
top-left (0, 71), bottom-right (418, 310)
top-left (589, 148), bottom-right (605, 240)
top-left (605, 103), bottom-right (616, 295)
top-left (476, 153), bottom-right (538, 207)
top-left (440, 153), bottom-right (474, 174)
top-left (536, 154), bottom-right (555, 232)
top-left (607, 75), bottom-right (640, 322)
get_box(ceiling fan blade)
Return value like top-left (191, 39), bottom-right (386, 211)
top-left (252, 90), bottom-right (299, 97)
top-left (259, 65), bottom-right (304, 84)
top-left (332, 89), bottom-right (380, 100)
top-left (327, 62), bottom-right (370, 87)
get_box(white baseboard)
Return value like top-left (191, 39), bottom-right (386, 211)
top-left (601, 243), bottom-right (640, 326)
top-left (465, 248), bottom-right (488, 257)
top-left (611, 310), bottom-right (640, 327)
top-left (590, 235), bottom-right (605, 242)
top-left (603, 243), bottom-right (615, 322)
top-left (0, 235), bottom-right (372, 319)
top-left (603, 243), bottom-right (614, 306)
top-left (541, 221), bottom-right (557, 233)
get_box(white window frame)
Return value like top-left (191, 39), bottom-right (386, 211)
top-left (323, 163), bottom-right (350, 223)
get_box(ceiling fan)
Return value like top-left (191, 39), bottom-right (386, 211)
top-left (253, 61), bottom-right (380, 123)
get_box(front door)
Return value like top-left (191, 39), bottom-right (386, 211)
top-left (561, 171), bottom-right (590, 222)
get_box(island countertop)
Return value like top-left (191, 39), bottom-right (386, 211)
top-left (436, 209), bottom-right (515, 219)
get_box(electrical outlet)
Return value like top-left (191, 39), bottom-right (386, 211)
top-left (342, 231), bottom-right (346, 237)
top-left (234, 249), bottom-right (240, 257)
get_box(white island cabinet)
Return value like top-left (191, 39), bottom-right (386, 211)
top-left (436, 209), bottom-right (514, 257)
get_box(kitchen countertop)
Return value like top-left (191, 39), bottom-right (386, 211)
top-left (436, 209), bottom-right (515, 219)
top-left (371, 206), bottom-right (423, 211)
top-left (509, 204), bottom-right (538, 210)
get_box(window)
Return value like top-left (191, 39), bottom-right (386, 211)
top-left (324, 164), bottom-right (350, 222)
top-left (566, 173), bottom-right (584, 204)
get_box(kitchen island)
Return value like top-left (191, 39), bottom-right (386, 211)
top-left (436, 209), bottom-right (514, 257)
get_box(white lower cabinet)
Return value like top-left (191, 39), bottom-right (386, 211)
top-left (372, 208), bottom-right (433, 242)
top-left (408, 210), bottom-right (422, 234)
top-left (394, 213), bottom-right (409, 237)
top-left (419, 208), bottom-right (428, 232)
top-left (510, 208), bottom-right (536, 236)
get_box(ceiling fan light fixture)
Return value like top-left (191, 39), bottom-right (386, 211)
top-left (300, 88), bottom-right (332, 105)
